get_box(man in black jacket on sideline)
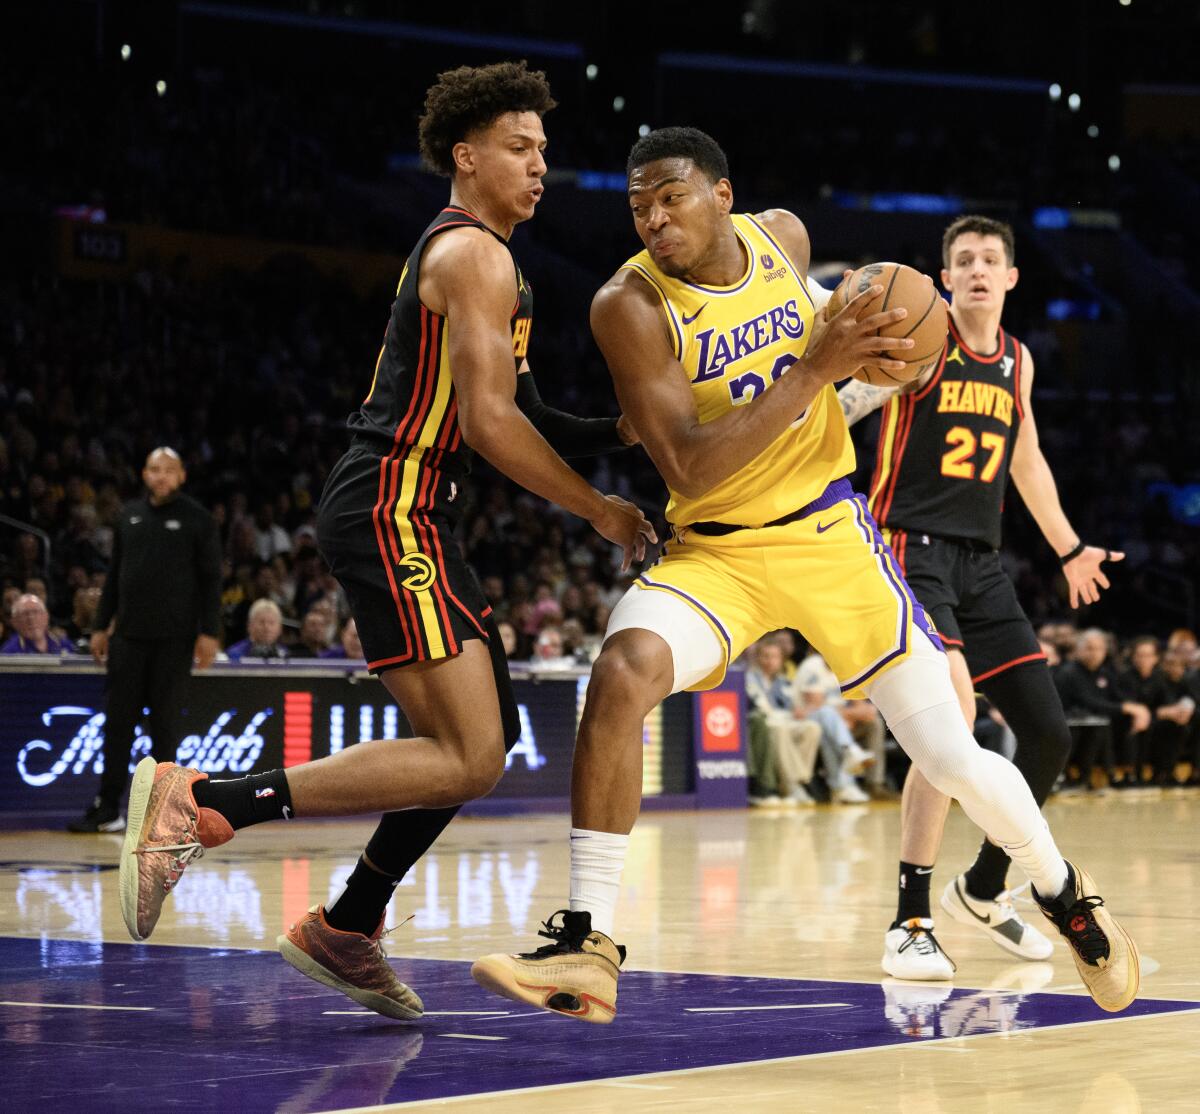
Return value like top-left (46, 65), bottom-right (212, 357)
top-left (1054, 628), bottom-right (1150, 789)
top-left (68, 448), bottom-right (222, 832)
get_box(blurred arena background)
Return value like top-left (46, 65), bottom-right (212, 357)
top-left (1, 3), bottom-right (1198, 1111)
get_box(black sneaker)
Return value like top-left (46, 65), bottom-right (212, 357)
top-left (67, 796), bottom-right (126, 833)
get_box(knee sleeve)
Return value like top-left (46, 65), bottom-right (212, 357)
top-left (869, 639), bottom-right (1044, 847)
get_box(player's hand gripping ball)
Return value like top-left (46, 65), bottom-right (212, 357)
top-left (825, 263), bottom-right (948, 386)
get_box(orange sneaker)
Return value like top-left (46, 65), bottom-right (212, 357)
top-left (119, 758), bottom-right (234, 941)
top-left (277, 905), bottom-right (423, 1020)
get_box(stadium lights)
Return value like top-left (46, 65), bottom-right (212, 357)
top-left (1087, 124), bottom-right (1100, 138)
top-left (1048, 83), bottom-right (1062, 101)
top-left (586, 64), bottom-right (598, 80)
top-left (1067, 92), bottom-right (1081, 111)
top-left (613, 95), bottom-right (626, 112)
top-left (1108, 154), bottom-right (1121, 171)
top-left (1119, 0), bottom-right (1132, 7)
top-left (638, 124), bottom-right (651, 137)
top-left (156, 80), bottom-right (167, 97)
top-left (120, 44), bottom-right (132, 61)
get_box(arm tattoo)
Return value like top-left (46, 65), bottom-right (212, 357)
top-left (837, 379), bottom-right (900, 426)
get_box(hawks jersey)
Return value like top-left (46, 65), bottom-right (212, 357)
top-left (348, 207), bottom-right (534, 477)
top-left (623, 213), bottom-right (854, 528)
top-left (868, 316), bottom-right (1025, 550)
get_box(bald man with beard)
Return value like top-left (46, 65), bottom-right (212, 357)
top-left (68, 448), bottom-right (222, 833)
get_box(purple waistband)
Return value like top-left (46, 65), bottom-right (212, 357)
top-left (687, 477), bottom-right (854, 536)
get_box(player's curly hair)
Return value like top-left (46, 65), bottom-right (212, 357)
top-left (942, 215), bottom-right (1015, 267)
top-left (626, 127), bottom-right (729, 184)
top-left (418, 61), bottom-right (556, 177)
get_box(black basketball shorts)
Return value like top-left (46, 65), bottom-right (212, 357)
top-left (885, 530), bottom-right (1045, 684)
top-left (317, 442), bottom-right (491, 674)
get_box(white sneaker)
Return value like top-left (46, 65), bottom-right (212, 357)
top-left (833, 782), bottom-right (870, 804)
top-left (881, 918), bottom-right (956, 980)
top-left (940, 874), bottom-right (1054, 961)
top-left (789, 784), bottom-right (816, 807)
top-left (748, 795), bottom-right (784, 807)
top-left (841, 741), bottom-right (875, 777)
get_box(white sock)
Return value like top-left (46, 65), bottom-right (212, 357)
top-left (568, 827), bottom-right (629, 938)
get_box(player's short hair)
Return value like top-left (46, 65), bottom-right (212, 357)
top-left (626, 127), bottom-right (730, 185)
top-left (418, 60), bottom-right (556, 177)
top-left (942, 215), bottom-right (1015, 268)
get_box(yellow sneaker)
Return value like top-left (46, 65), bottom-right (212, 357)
top-left (471, 910), bottom-right (625, 1024)
top-left (1035, 862), bottom-right (1140, 1012)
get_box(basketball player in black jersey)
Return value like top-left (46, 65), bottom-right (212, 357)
top-left (840, 215), bottom-right (1127, 980)
top-left (117, 61), bottom-right (654, 1017)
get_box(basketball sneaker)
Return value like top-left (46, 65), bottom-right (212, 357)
top-left (881, 918), bottom-right (956, 980)
top-left (1033, 861), bottom-right (1139, 1013)
top-left (471, 909), bottom-right (626, 1024)
top-left (940, 874), bottom-right (1054, 961)
top-left (119, 758), bottom-right (234, 941)
top-left (277, 905), bottom-right (423, 1020)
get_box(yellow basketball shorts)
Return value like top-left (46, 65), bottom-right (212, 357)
top-left (637, 482), bottom-right (943, 697)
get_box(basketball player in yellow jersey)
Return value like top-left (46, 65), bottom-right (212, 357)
top-left (472, 128), bottom-right (1138, 1022)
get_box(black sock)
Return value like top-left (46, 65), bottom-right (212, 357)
top-left (325, 855), bottom-right (400, 935)
top-left (963, 840), bottom-right (1012, 902)
top-left (192, 769), bottom-right (293, 831)
top-left (893, 861), bottom-right (934, 926)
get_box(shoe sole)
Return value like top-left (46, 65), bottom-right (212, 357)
top-left (940, 886), bottom-right (1054, 962)
top-left (276, 936), bottom-right (423, 1020)
top-left (470, 957), bottom-right (616, 1024)
top-left (118, 757), bottom-right (158, 942)
top-left (880, 954), bottom-right (954, 982)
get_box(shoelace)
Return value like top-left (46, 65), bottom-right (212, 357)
top-left (134, 837), bottom-right (205, 892)
top-left (525, 909), bottom-right (585, 957)
top-left (898, 924), bottom-right (957, 971)
top-left (1051, 894), bottom-right (1109, 964)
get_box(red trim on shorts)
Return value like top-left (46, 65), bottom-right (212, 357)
top-left (971, 652), bottom-right (1046, 684)
top-left (411, 460), bottom-right (459, 654)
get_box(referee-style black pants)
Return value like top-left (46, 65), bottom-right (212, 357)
top-left (98, 634), bottom-right (194, 809)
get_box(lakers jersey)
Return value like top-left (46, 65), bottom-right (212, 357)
top-left (622, 214), bottom-right (855, 527)
top-left (349, 206), bottom-right (534, 477)
top-left (869, 316), bottom-right (1024, 549)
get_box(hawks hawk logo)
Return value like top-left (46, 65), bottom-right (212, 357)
top-left (397, 552), bottom-right (437, 592)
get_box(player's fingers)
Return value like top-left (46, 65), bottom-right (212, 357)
top-left (620, 544), bottom-right (633, 573)
top-left (1096, 571), bottom-right (1111, 590)
top-left (860, 307), bottom-right (909, 331)
top-left (641, 520), bottom-right (659, 544)
top-left (861, 335), bottom-right (915, 352)
top-left (867, 358), bottom-right (910, 372)
top-left (1107, 550), bottom-right (1125, 562)
top-left (1069, 584), bottom-right (1080, 609)
top-left (844, 283), bottom-right (884, 316)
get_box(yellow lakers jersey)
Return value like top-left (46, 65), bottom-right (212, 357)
top-left (622, 213), bottom-right (855, 527)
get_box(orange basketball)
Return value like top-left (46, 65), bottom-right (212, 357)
top-left (825, 262), bottom-right (948, 386)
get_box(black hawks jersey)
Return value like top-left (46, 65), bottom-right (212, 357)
top-left (868, 316), bottom-right (1024, 550)
top-left (348, 206), bottom-right (533, 478)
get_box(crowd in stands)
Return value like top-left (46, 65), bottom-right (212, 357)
top-left (741, 624), bottom-right (1200, 807)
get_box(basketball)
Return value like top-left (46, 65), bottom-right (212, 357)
top-left (825, 262), bottom-right (948, 386)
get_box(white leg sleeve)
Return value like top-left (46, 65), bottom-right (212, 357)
top-left (604, 584), bottom-right (725, 694)
top-left (868, 634), bottom-right (1068, 895)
